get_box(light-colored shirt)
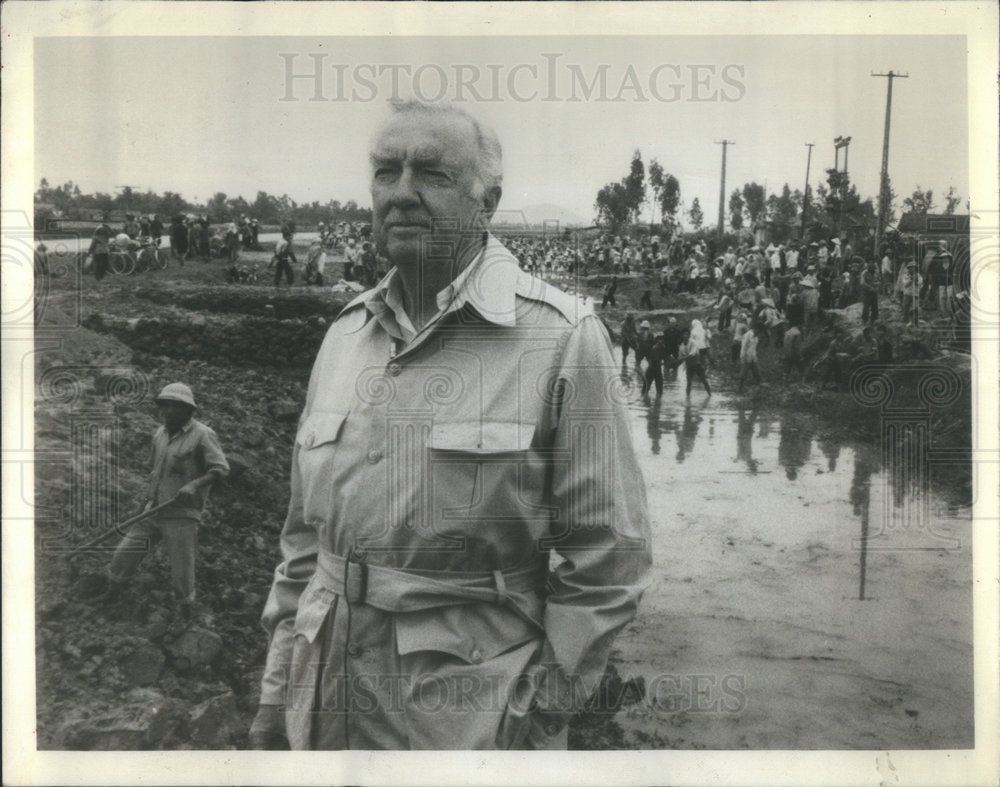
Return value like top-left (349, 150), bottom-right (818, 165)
top-left (147, 419), bottom-right (229, 521)
top-left (259, 234), bottom-right (652, 748)
top-left (740, 329), bottom-right (759, 363)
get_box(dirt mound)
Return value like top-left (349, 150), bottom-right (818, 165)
top-left (132, 284), bottom-right (353, 320)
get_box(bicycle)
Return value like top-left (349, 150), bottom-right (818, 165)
top-left (134, 241), bottom-right (167, 273)
top-left (108, 248), bottom-right (136, 276)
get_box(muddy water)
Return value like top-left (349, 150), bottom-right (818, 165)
top-left (614, 365), bottom-right (973, 749)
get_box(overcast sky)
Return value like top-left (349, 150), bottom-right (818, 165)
top-left (35, 35), bottom-right (969, 225)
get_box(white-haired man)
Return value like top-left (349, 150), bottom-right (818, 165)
top-left (250, 101), bottom-right (651, 750)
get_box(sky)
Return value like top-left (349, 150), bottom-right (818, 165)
top-left (35, 35), bottom-right (969, 226)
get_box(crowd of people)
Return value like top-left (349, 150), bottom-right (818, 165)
top-left (611, 234), bottom-right (968, 398)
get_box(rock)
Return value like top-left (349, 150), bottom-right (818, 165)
top-left (226, 452), bottom-right (251, 480)
top-left (267, 401), bottom-right (300, 422)
top-left (244, 429), bottom-right (265, 448)
top-left (188, 691), bottom-right (241, 748)
top-left (119, 641), bottom-right (165, 687)
top-left (165, 626), bottom-right (223, 668)
top-left (55, 689), bottom-right (188, 749)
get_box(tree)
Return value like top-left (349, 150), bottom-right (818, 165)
top-left (648, 159), bottom-right (664, 227)
top-left (728, 189), bottom-right (744, 230)
top-left (206, 192), bottom-right (229, 220)
top-left (943, 186), bottom-right (962, 215)
top-left (766, 183), bottom-right (798, 241)
top-left (659, 174), bottom-right (680, 230)
top-left (688, 197), bottom-right (704, 230)
top-left (594, 181), bottom-right (630, 232)
top-left (623, 150), bottom-right (646, 225)
top-left (902, 187), bottom-right (935, 215)
top-left (741, 182), bottom-right (766, 230)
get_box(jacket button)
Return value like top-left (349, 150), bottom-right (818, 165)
top-left (387, 363), bottom-right (402, 377)
top-left (366, 448), bottom-right (383, 464)
top-left (545, 722), bottom-right (561, 736)
top-left (469, 648), bottom-right (483, 664)
top-left (347, 644), bottom-right (363, 658)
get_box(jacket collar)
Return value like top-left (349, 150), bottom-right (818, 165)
top-left (343, 234), bottom-right (519, 329)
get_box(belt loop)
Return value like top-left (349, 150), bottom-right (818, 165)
top-left (493, 570), bottom-right (510, 607)
top-left (345, 553), bottom-right (368, 605)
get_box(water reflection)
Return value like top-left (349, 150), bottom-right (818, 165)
top-left (633, 386), bottom-right (969, 604)
top-left (735, 408), bottom-right (759, 473)
top-left (675, 405), bottom-right (701, 463)
top-left (850, 444), bottom-right (879, 600)
top-left (777, 417), bottom-right (814, 481)
top-left (645, 397), bottom-right (662, 456)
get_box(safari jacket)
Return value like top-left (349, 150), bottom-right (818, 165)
top-left (257, 235), bottom-right (652, 749)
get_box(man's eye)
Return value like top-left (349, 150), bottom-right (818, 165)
top-left (374, 169), bottom-right (398, 182)
top-left (425, 170), bottom-right (451, 183)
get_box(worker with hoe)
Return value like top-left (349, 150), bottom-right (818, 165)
top-left (249, 100), bottom-right (652, 750)
top-left (87, 383), bottom-right (229, 606)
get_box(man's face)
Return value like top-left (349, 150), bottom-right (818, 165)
top-left (158, 401), bottom-right (192, 432)
top-left (370, 112), bottom-right (499, 268)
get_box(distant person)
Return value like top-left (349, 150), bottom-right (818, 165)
top-left (601, 276), bottom-right (619, 308)
top-left (738, 323), bottom-right (761, 394)
top-left (123, 213), bottom-right (140, 239)
top-left (620, 313), bottom-right (638, 366)
top-left (730, 310), bottom-right (750, 364)
top-left (343, 237), bottom-right (359, 281)
top-left (169, 215), bottom-right (188, 262)
top-left (641, 333), bottom-right (668, 399)
top-left (784, 323), bottom-right (804, 379)
top-left (900, 261), bottom-right (922, 326)
top-left (225, 223), bottom-right (241, 263)
top-left (86, 223), bottom-right (113, 281)
top-left (927, 241), bottom-right (953, 313)
top-left (86, 383), bottom-right (228, 604)
top-left (149, 214), bottom-right (163, 247)
top-left (875, 324), bottom-right (894, 364)
top-left (272, 230), bottom-right (296, 287)
top-left (639, 289), bottom-right (653, 310)
top-left (304, 240), bottom-right (326, 286)
top-left (635, 320), bottom-right (655, 370)
top-left (859, 260), bottom-right (881, 324)
top-left (679, 327), bottom-right (711, 398)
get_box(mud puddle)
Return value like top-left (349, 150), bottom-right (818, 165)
top-left (600, 366), bottom-right (973, 749)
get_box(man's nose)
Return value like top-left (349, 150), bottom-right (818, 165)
top-left (385, 167), bottom-right (421, 208)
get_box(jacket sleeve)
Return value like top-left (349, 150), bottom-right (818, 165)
top-left (258, 344), bottom-right (329, 707)
top-left (533, 313), bottom-right (652, 726)
top-left (259, 438), bottom-right (318, 706)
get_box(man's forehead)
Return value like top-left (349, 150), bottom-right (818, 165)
top-left (372, 113), bottom-right (477, 162)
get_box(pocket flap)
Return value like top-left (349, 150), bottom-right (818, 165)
top-left (297, 411), bottom-right (348, 449)
top-left (292, 579), bottom-right (336, 644)
top-left (394, 604), bottom-right (540, 663)
top-left (430, 421), bottom-right (534, 452)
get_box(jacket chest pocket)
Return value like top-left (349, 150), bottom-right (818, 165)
top-left (296, 411), bottom-right (348, 523)
top-left (167, 448), bottom-right (196, 476)
top-left (426, 422), bottom-right (548, 533)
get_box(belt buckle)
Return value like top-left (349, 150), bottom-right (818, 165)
top-left (345, 558), bottom-right (368, 605)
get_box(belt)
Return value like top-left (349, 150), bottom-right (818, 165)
top-left (314, 550), bottom-right (547, 613)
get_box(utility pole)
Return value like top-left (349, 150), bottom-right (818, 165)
top-left (872, 70), bottom-right (908, 257)
top-left (833, 136), bottom-right (852, 236)
top-left (716, 140), bottom-right (734, 242)
top-left (801, 143), bottom-right (814, 239)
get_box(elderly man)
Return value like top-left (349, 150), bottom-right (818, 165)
top-left (249, 101), bottom-right (651, 751)
top-left (91, 383), bottom-right (229, 604)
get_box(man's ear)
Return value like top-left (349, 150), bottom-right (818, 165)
top-left (481, 186), bottom-right (502, 221)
